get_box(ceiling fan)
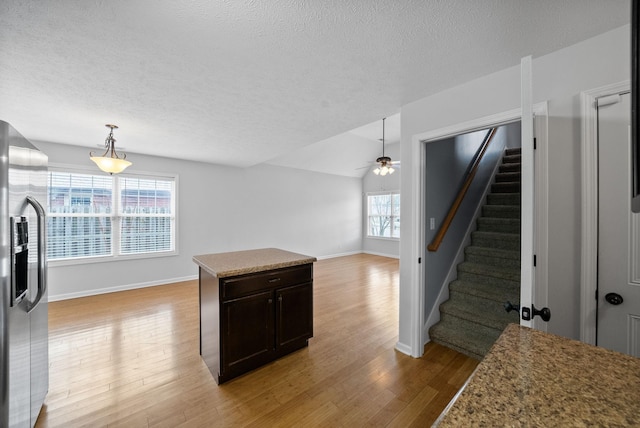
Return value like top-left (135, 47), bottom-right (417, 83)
top-left (373, 117), bottom-right (399, 176)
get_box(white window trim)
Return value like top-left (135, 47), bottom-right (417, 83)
top-left (365, 190), bottom-right (400, 240)
top-left (47, 163), bottom-right (179, 266)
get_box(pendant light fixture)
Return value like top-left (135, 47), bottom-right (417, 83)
top-left (373, 117), bottom-right (395, 176)
top-left (89, 124), bottom-right (132, 174)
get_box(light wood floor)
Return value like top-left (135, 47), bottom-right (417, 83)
top-left (36, 254), bottom-right (478, 427)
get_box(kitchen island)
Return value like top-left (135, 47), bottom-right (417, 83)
top-left (435, 323), bottom-right (640, 427)
top-left (193, 248), bottom-right (316, 384)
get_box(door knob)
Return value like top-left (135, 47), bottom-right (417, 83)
top-left (504, 301), bottom-right (520, 313)
top-left (605, 292), bottom-right (624, 305)
top-left (532, 304), bottom-right (551, 322)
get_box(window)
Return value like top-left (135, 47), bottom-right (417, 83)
top-left (47, 170), bottom-right (176, 261)
top-left (367, 192), bottom-right (400, 238)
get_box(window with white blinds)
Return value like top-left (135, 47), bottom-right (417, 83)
top-left (119, 177), bottom-right (174, 255)
top-left (47, 170), bottom-right (176, 261)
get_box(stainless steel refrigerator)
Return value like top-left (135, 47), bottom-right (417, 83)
top-left (0, 121), bottom-right (48, 428)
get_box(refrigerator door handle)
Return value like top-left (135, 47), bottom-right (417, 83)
top-left (26, 196), bottom-right (46, 313)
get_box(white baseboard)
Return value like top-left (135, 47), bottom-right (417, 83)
top-left (394, 341), bottom-right (413, 356)
top-left (49, 275), bottom-right (199, 302)
top-left (316, 250), bottom-right (363, 260)
top-left (362, 250), bottom-right (400, 259)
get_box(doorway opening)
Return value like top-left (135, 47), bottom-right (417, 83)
top-left (407, 104), bottom-right (549, 356)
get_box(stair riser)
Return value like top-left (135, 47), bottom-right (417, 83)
top-left (449, 290), bottom-right (519, 313)
top-left (481, 205), bottom-right (521, 219)
top-left (438, 314), bottom-right (508, 343)
top-left (465, 246), bottom-right (521, 261)
top-left (487, 193), bottom-right (520, 206)
top-left (471, 234), bottom-right (520, 251)
top-left (495, 172), bottom-right (521, 183)
top-left (457, 270), bottom-right (520, 288)
top-left (499, 163), bottom-right (520, 173)
top-left (464, 252), bottom-right (521, 269)
top-left (491, 183), bottom-right (520, 193)
top-left (503, 155), bottom-right (521, 164)
top-left (449, 280), bottom-right (520, 303)
top-left (443, 293), bottom-right (519, 320)
top-left (440, 300), bottom-right (519, 331)
top-left (476, 219), bottom-right (521, 234)
top-left (458, 261), bottom-right (520, 278)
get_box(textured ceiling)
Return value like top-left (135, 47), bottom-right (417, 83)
top-left (0, 0), bottom-right (630, 176)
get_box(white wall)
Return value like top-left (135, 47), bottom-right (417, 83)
top-left (34, 141), bottom-right (363, 300)
top-left (398, 25), bottom-right (630, 353)
top-left (362, 142), bottom-right (400, 258)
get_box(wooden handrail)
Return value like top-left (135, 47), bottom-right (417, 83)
top-left (427, 127), bottom-right (498, 252)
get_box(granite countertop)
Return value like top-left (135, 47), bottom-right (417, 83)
top-left (193, 248), bottom-right (316, 278)
top-left (435, 323), bottom-right (640, 427)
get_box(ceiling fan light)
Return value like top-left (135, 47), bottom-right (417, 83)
top-left (371, 117), bottom-right (398, 176)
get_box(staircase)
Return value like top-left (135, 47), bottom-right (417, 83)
top-left (428, 147), bottom-right (522, 360)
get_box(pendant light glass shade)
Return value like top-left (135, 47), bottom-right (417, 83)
top-left (90, 124), bottom-right (132, 174)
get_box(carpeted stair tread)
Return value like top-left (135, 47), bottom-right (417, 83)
top-left (457, 261), bottom-right (520, 283)
top-left (505, 148), bottom-right (521, 156)
top-left (482, 205), bottom-right (521, 219)
top-left (471, 230), bottom-right (520, 251)
top-left (477, 217), bottom-right (521, 233)
top-left (449, 279), bottom-right (520, 303)
top-left (464, 246), bottom-right (520, 268)
top-left (429, 318), bottom-right (503, 360)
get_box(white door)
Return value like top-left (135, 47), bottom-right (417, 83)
top-left (519, 57), bottom-right (550, 330)
top-left (597, 91), bottom-right (640, 357)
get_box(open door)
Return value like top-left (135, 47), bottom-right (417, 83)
top-left (520, 56), bottom-right (550, 329)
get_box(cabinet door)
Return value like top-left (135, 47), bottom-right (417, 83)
top-left (221, 290), bottom-right (274, 378)
top-left (276, 283), bottom-right (313, 352)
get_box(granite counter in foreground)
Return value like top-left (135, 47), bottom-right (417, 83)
top-left (193, 248), bottom-right (317, 278)
top-left (435, 323), bottom-right (640, 427)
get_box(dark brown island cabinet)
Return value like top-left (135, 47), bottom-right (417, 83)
top-left (193, 248), bottom-right (317, 384)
